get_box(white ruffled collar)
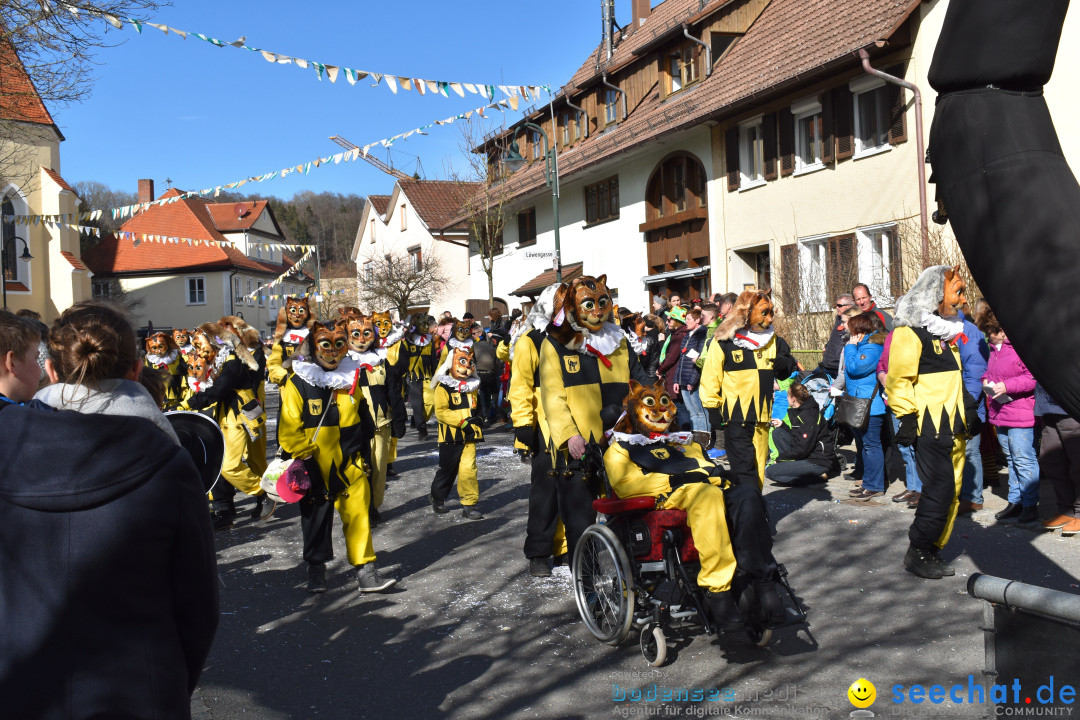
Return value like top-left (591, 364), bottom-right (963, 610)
top-left (292, 356), bottom-right (360, 390)
top-left (348, 349), bottom-right (383, 367)
top-left (178, 344), bottom-right (194, 356)
top-left (434, 374), bottom-right (481, 393)
top-left (188, 377), bottom-right (213, 392)
top-left (570, 321), bottom-right (625, 356)
top-left (145, 349), bottom-right (178, 366)
top-left (921, 311), bottom-right (964, 341)
top-left (449, 337), bottom-right (474, 351)
top-left (282, 326), bottom-right (309, 345)
top-left (211, 345), bottom-right (231, 373)
top-left (408, 332), bottom-right (432, 347)
top-left (611, 430), bottom-right (694, 446)
top-left (732, 328), bottom-right (775, 350)
top-left (378, 324), bottom-right (405, 348)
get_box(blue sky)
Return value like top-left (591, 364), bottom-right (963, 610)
top-left (54, 0), bottom-right (629, 202)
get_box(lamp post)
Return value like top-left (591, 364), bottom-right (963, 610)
top-left (1, 235), bottom-right (32, 310)
top-left (502, 119), bottom-right (562, 283)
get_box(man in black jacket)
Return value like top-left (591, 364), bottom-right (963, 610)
top-left (819, 293), bottom-right (854, 378)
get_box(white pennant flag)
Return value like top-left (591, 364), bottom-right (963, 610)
top-left (385, 75), bottom-right (398, 94)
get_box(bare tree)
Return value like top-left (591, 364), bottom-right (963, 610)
top-left (356, 249), bottom-right (450, 319)
top-left (73, 179), bottom-right (136, 249)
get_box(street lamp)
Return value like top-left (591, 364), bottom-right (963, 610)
top-left (1, 235), bottom-right (32, 310)
top-left (503, 120), bottom-right (562, 283)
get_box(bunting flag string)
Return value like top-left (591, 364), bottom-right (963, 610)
top-left (249, 247), bottom-right (316, 297)
top-left (260, 287), bottom-right (353, 301)
top-left (12, 97), bottom-right (520, 227)
top-left (46, 1), bottom-right (549, 101)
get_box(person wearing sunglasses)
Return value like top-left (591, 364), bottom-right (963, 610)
top-left (818, 294), bottom-right (855, 379)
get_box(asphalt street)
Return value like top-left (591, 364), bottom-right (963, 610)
top-left (192, 389), bottom-right (1080, 720)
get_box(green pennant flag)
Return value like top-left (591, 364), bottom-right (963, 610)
top-left (128, 18), bottom-right (142, 33)
top-left (438, 81), bottom-right (449, 97)
top-left (314, 62), bottom-right (326, 81)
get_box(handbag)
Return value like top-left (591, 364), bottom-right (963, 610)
top-left (260, 394), bottom-right (331, 502)
top-left (833, 383), bottom-right (879, 430)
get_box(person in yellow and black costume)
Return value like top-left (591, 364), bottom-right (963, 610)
top-left (430, 345), bottom-right (485, 520)
top-left (539, 274), bottom-right (652, 563)
top-left (371, 310), bottom-right (408, 476)
top-left (698, 290), bottom-right (798, 490)
top-left (604, 380), bottom-right (785, 629)
top-left (266, 297), bottom-right (312, 455)
top-left (279, 319), bottom-right (398, 594)
top-left (182, 317), bottom-right (271, 529)
top-left (340, 309), bottom-right (405, 526)
top-left (143, 331), bottom-right (186, 410)
top-left (887, 265), bottom-right (980, 580)
top-left (402, 313), bottom-right (438, 439)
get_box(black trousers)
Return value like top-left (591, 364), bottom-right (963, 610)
top-left (407, 379), bottom-right (428, 436)
top-left (1041, 414), bottom-right (1080, 516)
top-left (724, 422), bottom-right (760, 487)
top-left (431, 443), bottom-right (462, 501)
top-left (909, 433), bottom-right (964, 550)
top-left (299, 495), bottom-right (336, 567)
top-left (724, 483), bottom-right (777, 583)
top-left (523, 450), bottom-right (560, 559)
top-left (537, 451), bottom-right (597, 563)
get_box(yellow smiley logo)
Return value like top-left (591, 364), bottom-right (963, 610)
top-left (847, 678), bottom-right (876, 709)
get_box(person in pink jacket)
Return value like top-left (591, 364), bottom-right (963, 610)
top-left (977, 305), bottom-right (1040, 523)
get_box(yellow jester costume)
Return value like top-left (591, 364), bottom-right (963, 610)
top-left (403, 318), bottom-right (437, 438)
top-left (431, 347), bottom-right (484, 518)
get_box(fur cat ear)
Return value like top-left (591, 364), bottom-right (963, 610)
top-left (596, 273), bottom-right (608, 287)
top-left (628, 379), bottom-right (642, 394)
top-left (762, 288), bottom-right (773, 299)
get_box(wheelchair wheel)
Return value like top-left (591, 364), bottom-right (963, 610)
top-left (573, 524), bottom-right (635, 646)
top-left (640, 623), bottom-right (667, 667)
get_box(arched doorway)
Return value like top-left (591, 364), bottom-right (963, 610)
top-left (639, 152), bottom-right (710, 301)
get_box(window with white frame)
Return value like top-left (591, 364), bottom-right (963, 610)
top-left (233, 276), bottom-right (243, 304)
top-left (850, 76), bottom-right (890, 157)
top-left (257, 281), bottom-right (264, 307)
top-left (857, 224), bottom-right (897, 302)
top-left (269, 292), bottom-right (277, 310)
top-left (529, 129), bottom-right (542, 161)
top-left (92, 279), bottom-right (110, 298)
top-left (246, 278), bottom-right (254, 305)
top-left (604, 89), bottom-right (618, 125)
top-left (738, 117), bottom-right (765, 189)
top-left (1, 194), bottom-right (30, 290)
top-left (370, 218), bottom-right (376, 243)
top-left (791, 97), bottom-right (824, 174)
top-left (799, 235), bottom-right (829, 312)
top-left (363, 261), bottom-right (374, 284)
top-left (186, 276), bottom-right (206, 305)
top-left (408, 245), bottom-right (422, 272)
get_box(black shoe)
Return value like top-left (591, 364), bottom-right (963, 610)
top-left (754, 582), bottom-right (786, 626)
top-left (211, 511), bottom-right (235, 531)
top-left (904, 545), bottom-right (943, 579)
top-left (995, 502), bottom-right (1023, 520)
top-left (461, 506), bottom-right (484, 521)
top-left (552, 553), bottom-right (570, 567)
top-left (307, 564), bottom-right (327, 594)
top-left (429, 494), bottom-right (448, 514)
top-left (357, 563), bottom-right (396, 593)
top-left (930, 548), bottom-right (955, 576)
top-left (369, 507), bottom-right (382, 526)
top-left (250, 494), bottom-right (276, 521)
top-left (386, 464), bottom-right (398, 477)
top-left (528, 558), bottom-right (552, 577)
top-left (1017, 505), bottom-right (1039, 524)
top-left (706, 590), bottom-right (745, 630)
top-left (417, 426), bottom-right (429, 439)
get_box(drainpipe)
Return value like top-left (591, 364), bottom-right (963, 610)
top-left (227, 269), bottom-right (238, 317)
top-left (565, 97), bottom-right (589, 139)
top-left (601, 72), bottom-right (628, 121)
top-left (682, 25), bottom-right (712, 77)
top-left (858, 47), bottom-right (929, 269)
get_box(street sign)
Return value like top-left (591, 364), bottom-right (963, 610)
top-left (524, 251), bottom-right (555, 259)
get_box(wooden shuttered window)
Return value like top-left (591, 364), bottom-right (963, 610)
top-left (822, 90), bottom-right (835, 164)
top-left (763, 112), bottom-right (778, 181)
top-left (834, 86), bottom-right (855, 160)
top-left (887, 64), bottom-right (908, 145)
top-left (780, 243), bottom-right (799, 314)
top-left (725, 127), bottom-right (740, 192)
top-left (827, 233), bottom-right (857, 302)
top-left (779, 108), bottom-right (795, 176)
top-left (887, 226), bottom-right (903, 297)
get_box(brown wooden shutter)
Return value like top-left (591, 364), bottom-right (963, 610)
top-left (779, 108), bottom-right (795, 176)
top-left (887, 65), bottom-right (908, 145)
top-left (780, 243), bottom-right (799, 314)
top-left (888, 226), bottom-right (903, 297)
top-left (725, 127), bottom-right (740, 192)
top-left (821, 91), bottom-right (835, 164)
top-left (763, 112), bottom-right (778, 181)
top-left (827, 233), bottom-right (857, 301)
top-left (834, 86), bottom-right (855, 160)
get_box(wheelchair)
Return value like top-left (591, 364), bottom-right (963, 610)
top-left (571, 447), bottom-right (807, 666)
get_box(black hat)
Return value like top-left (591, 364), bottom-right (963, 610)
top-left (166, 411), bottom-right (226, 494)
top-left (462, 312), bottom-right (474, 320)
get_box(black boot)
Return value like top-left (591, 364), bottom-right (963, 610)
top-left (754, 581), bottom-right (786, 626)
top-left (386, 464), bottom-right (398, 477)
top-left (528, 557), bottom-right (552, 577)
top-left (429, 493), bottom-right (448, 514)
top-left (211, 497), bottom-right (235, 531)
top-left (904, 545), bottom-right (944, 579)
top-left (369, 506), bottom-right (382, 526)
top-left (307, 563), bottom-right (327, 594)
top-left (250, 493), bottom-right (276, 521)
top-left (995, 502), bottom-right (1022, 520)
top-left (706, 590), bottom-right (745, 630)
top-left (1017, 505), bottom-right (1039, 524)
top-left (929, 548), bottom-right (955, 576)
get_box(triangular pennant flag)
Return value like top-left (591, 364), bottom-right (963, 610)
top-left (385, 75), bottom-right (398, 94)
top-left (128, 18), bottom-right (142, 33)
top-left (499, 85), bottom-right (512, 97)
top-left (295, 58), bottom-right (309, 69)
top-left (520, 86), bottom-right (528, 99)
top-left (103, 13), bottom-right (122, 28)
top-left (450, 82), bottom-right (465, 97)
top-left (326, 65), bottom-right (339, 83)
top-left (486, 84), bottom-right (496, 99)
top-left (464, 83), bottom-right (477, 94)
top-left (313, 62), bottom-right (325, 80)
top-left (261, 50), bottom-right (276, 62)
top-left (437, 81), bottom-right (449, 97)
top-left (229, 36), bottom-right (246, 48)
top-left (172, 28), bottom-right (187, 39)
top-left (344, 68), bottom-right (357, 85)
top-left (508, 95), bottom-right (520, 110)
top-left (370, 73), bottom-right (382, 87)
top-left (276, 55), bottom-right (293, 64)
top-left (426, 80), bottom-right (439, 94)
top-left (399, 77), bottom-right (412, 91)
top-left (415, 79), bottom-right (425, 95)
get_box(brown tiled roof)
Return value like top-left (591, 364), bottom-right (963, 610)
top-left (399, 179), bottom-right (480, 231)
top-left (42, 167), bottom-right (77, 196)
top-left (368, 195), bottom-right (391, 217)
top-left (511, 262), bottom-right (584, 297)
top-left (489, 0), bottom-right (920, 202)
top-left (205, 200), bottom-right (269, 231)
top-left (0, 39), bottom-right (54, 127)
top-left (83, 188), bottom-right (307, 278)
top-left (59, 250), bottom-right (88, 272)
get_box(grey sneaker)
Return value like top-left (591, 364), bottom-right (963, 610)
top-left (357, 563), bottom-right (397, 593)
top-left (461, 506), bottom-right (484, 521)
top-left (250, 494), bottom-right (276, 521)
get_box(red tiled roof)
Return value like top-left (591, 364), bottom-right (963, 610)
top-left (0, 39), bottom-right (54, 126)
top-left (488, 0), bottom-right (920, 202)
top-left (399, 180), bottom-right (480, 231)
top-left (205, 200), bottom-right (269, 231)
top-left (511, 262), bottom-right (585, 297)
top-left (368, 195), bottom-right (391, 217)
top-left (59, 250), bottom-right (88, 272)
top-left (42, 167), bottom-right (77, 196)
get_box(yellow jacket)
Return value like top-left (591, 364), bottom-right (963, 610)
top-left (403, 333), bottom-right (437, 382)
top-left (604, 438), bottom-right (722, 499)
top-left (885, 325), bottom-right (967, 435)
top-left (434, 378), bottom-right (483, 444)
top-left (348, 350), bottom-right (393, 429)
top-left (145, 351), bottom-right (186, 410)
top-left (278, 368), bottom-right (369, 497)
top-left (508, 330), bottom-right (545, 449)
top-left (698, 332), bottom-right (794, 424)
top-left (266, 327), bottom-right (309, 386)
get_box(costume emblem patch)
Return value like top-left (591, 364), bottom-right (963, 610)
top-left (564, 356), bottom-right (580, 374)
top-left (308, 399), bottom-right (323, 416)
top-left (451, 392), bottom-right (461, 405)
top-left (651, 448), bottom-right (670, 460)
top-left (933, 340), bottom-right (944, 355)
top-left (731, 350), bottom-right (744, 364)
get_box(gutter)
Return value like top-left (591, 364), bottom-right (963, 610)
top-left (565, 97), bottom-right (590, 139)
top-left (858, 46), bottom-right (928, 269)
top-left (601, 72), bottom-right (628, 121)
top-left (682, 25), bottom-right (712, 77)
